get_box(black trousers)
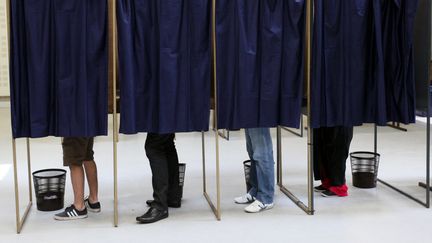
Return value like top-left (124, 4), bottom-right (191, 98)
top-left (145, 133), bottom-right (180, 210)
top-left (313, 127), bottom-right (354, 186)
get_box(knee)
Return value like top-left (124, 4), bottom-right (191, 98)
top-left (145, 143), bottom-right (163, 158)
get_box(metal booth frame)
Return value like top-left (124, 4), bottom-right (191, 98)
top-left (111, 0), bottom-right (222, 223)
top-left (202, 0), bottom-right (222, 220)
top-left (375, 0), bottom-right (432, 208)
top-left (6, 0), bottom-right (33, 234)
top-left (276, 0), bottom-right (314, 215)
top-left (6, 0), bottom-right (121, 233)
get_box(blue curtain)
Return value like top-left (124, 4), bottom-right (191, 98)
top-left (311, 0), bottom-right (419, 128)
top-left (381, 0), bottom-right (419, 124)
top-left (216, 0), bottom-right (305, 130)
top-left (117, 0), bottom-right (211, 134)
top-left (9, 0), bottom-right (108, 138)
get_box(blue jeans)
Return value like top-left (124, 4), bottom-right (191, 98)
top-left (245, 128), bottom-right (275, 204)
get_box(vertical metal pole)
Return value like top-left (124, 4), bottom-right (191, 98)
top-left (305, 0), bottom-right (314, 214)
top-left (300, 115), bottom-right (304, 137)
top-left (7, 0), bottom-right (20, 233)
top-left (26, 138), bottom-right (32, 201)
top-left (426, 2), bottom-right (431, 207)
top-left (212, 0), bottom-right (221, 221)
top-left (12, 139), bottom-right (21, 233)
top-left (202, 131), bottom-right (207, 193)
top-left (426, 53), bottom-right (431, 207)
top-left (111, 0), bottom-right (119, 227)
top-left (276, 126), bottom-right (282, 186)
top-left (427, 102), bottom-right (430, 207)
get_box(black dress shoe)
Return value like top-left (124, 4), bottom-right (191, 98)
top-left (146, 200), bottom-right (181, 208)
top-left (136, 207), bottom-right (168, 224)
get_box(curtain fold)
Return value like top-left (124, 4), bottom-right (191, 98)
top-left (117, 0), bottom-right (211, 134)
top-left (10, 0), bottom-right (108, 138)
top-left (381, 0), bottom-right (419, 124)
top-left (311, 0), bottom-right (419, 128)
top-left (216, 0), bottom-right (305, 130)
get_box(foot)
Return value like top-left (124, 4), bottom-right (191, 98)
top-left (314, 185), bottom-right (328, 192)
top-left (234, 193), bottom-right (255, 204)
top-left (85, 197), bottom-right (101, 213)
top-left (54, 205), bottom-right (88, 221)
top-left (244, 200), bottom-right (274, 213)
top-left (146, 200), bottom-right (181, 208)
top-left (136, 207), bottom-right (168, 224)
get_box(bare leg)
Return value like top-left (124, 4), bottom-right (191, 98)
top-left (70, 165), bottom-right (85, 210)
top-left (83, 160), bottom-right (99, 203)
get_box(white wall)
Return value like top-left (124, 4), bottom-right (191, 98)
top-left (0, 1), bottom-right (10, 97)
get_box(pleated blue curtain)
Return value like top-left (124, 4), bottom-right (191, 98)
top-left (216, 0), bottom-right (306, 130)
top-left (381, 0), bottom-right (419, 124)
top-left (117, 0), bottom-right (211, 134)
top-left (9, 0), bottom-right (108, 138)
top-left (311, 0), bottom-right (419, 128)
top-left (311, 0), bottom-right (387, 128)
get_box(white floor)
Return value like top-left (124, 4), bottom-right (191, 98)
top-left (0, 104), bottom-right (431, 243)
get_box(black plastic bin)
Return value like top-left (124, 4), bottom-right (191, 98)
top-left (32, 169), bottom-right (67, 211)
top-left (178, 163), bottom-right (186, 199)
top-left (350, 152), bottom-right (380, 188)
top-left (243, 160), bottom-right (252, 193)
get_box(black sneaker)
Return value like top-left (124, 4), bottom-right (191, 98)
top-left (314, 185), bottom-right (328, 192)
top-left (321, 190), bottom-right (338, 197)
top-left (54, 205), bottom-right (88, 221)
top-left (85, 197), bottom-right (101, 213)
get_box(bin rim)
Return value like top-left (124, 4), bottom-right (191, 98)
top-left (350, 151), bottom-right (380, 159)
top-left (32, 169), bottom-right (67, 178)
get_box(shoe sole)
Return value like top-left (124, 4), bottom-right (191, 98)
top-left (136, 213), bottom-right (169, 224)
top-left (54, 214), bottom-right (88, 221)
top-left (314, 188), bottom-right (326, 193)
top-left (85, 201), bottom-right (101, 213)
top-left (87, 207), bottom-right (101, 213)
top-left (320, 192), bottom-right (338, 197)
top-left (234, 200), bottom-right (254, 204)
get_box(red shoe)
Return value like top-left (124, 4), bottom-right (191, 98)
top-left (321, 184), bottom-right (348, 197)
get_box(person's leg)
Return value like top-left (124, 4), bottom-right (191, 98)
top-left (313, 128), bottom-right (331, 189)
top-left (62, 137), bottom-right (88, 210)
top-left (69, 164), bottom-right (86, 210)
top-left (245, 128), bottom-right (274, 204)
top-left (322, 127), bottom-right (353, 197)
top-left (326, 127), bottom-right (353, 185)
top-left (83, 160), bottom-right (98, 203)
top-left (55, 137), bottom-right (88, 220)
top-left (166, 134), bottom-right (181, 203)
top-left (137, 133), bottom-right (171, 223)
top-left (83, 138), bottom-right (98, 203)
top-left (245, 129), bottom-right (258, 197)
top-left (145, 133), bottom-right (171, 211)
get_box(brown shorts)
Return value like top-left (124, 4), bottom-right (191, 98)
top-left (62, 137), bottom-right (94, 166)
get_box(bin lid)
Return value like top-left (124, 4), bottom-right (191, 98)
top-left (350, 151), bottom-right (380, 160)
top-left (33, 169), bottom-right (66, 178)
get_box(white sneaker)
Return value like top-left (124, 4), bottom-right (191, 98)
top-left (244, 200), bottom-right (274, 213)
top-left (234, 193), bottom-right (255, 204)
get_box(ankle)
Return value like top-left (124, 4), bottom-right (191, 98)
top-left (88, 196), bottom-right (99, 204)
top-left (74, 203), bottom-right (85, 211)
